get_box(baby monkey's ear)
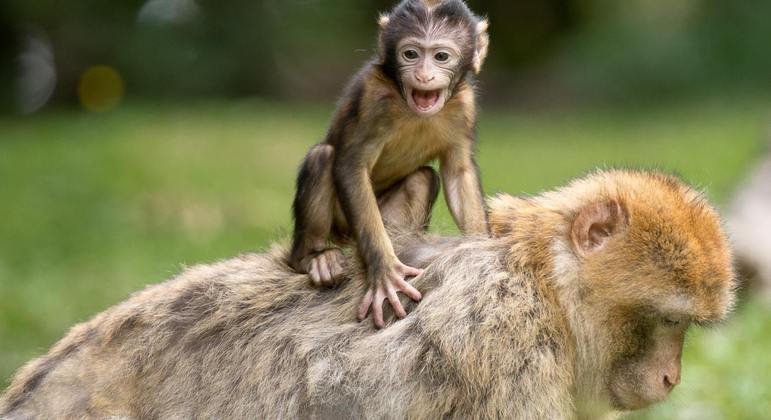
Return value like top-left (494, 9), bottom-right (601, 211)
top-left (472, 19), bottom-right (489, 75)
top-left (377, 13), bottom-right (391, 61)
top-left (571, 200), bottom-right (629, 257)
top-left (378, 13), bottom-right (390, 29)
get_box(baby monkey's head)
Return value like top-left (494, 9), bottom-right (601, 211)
top-left (378, 0), bottom-right (489, 117)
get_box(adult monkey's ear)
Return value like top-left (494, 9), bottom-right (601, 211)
top-left (472, 19), bottom-right (489, 75)
top-left (570, 200), bottom-right (629, 257)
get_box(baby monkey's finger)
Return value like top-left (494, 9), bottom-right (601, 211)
top-left (402, 265), bottom-right (423, 278)
top-left (309, 259), bottom-right (322, 286)
top-left (387, 287), bottom-right (407, 318)
top-left (373, 294), bottom-right (386, 329)
top-left (396, 278), bottom-right (422, 302)
top-left (317, 254), bottom-right (332, 286)
top-left (357, 289), bottom-right (374, 321)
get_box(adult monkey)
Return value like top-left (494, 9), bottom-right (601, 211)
top-left (289, 0), bottom-right (490, 327)
top-left (1, 170), bottom-right (735, 419)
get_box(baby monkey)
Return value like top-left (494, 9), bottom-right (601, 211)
top-left (289, 0), bottom-right (489, 328)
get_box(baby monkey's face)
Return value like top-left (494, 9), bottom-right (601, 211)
top-left (397, 37), bottom-right (461, 117)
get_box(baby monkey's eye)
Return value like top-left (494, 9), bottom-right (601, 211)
top-left (434, 51), bottom-right (450, 62)
top-left (403, 49), bottom-right (419, 60)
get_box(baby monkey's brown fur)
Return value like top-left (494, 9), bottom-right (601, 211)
top-left (289, 0), bottom-right (490, 327)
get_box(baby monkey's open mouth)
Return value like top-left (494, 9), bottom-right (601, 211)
top-left (409, 88), bottom-right (444, 115)
top-left (412, 89), bottom-right (440, 109)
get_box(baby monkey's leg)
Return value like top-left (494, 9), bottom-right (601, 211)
top-left (378, 166), bottom-right (440, 234)
top-left (289, 144), bottom-right (345, 287)
top-left (290, 150), bottom-right (439, 297)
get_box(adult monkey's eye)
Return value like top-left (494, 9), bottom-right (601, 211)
top-left (434, 51), bottom-right (450, 62)
top-left (662, 316), bottom-right (682, 326)
top-left (403, 49), bottom-right (419, 60)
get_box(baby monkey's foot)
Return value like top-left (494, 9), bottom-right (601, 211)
top-left (305, 248), bottom-right (346, 287)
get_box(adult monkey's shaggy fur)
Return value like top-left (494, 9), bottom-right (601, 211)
top-left (1, 170), bottom-right (735, 419)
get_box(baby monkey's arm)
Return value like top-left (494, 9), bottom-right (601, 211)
top-left (333, 137), bottom-right (424, 329)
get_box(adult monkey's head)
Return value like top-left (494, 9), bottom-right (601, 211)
top-left (378, 0), bottom-right (489, 117)
top-left (489, 170), bottom-right (736, 415)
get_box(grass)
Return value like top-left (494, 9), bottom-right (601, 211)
top-left (0, 97), bottom-right (769, 418)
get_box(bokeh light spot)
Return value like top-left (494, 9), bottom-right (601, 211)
top-left (77, 65), bottom-right (125, 112)
top-left (17, 30), bottom-right (57, 115)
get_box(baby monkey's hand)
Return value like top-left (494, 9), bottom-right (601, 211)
top-left (357, 258), bottom-right (423, 328)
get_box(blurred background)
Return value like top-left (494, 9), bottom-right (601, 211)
top-left (0, 0), bottom-right (769, 418)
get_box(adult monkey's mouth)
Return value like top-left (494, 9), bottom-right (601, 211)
top-left (408, 88), bottom-right (445, 116)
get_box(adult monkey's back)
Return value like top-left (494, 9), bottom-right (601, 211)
top-left (1, 170), bottom-right (735, 419)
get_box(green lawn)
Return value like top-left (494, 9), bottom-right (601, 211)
top-left (1, 98), bottom-right (769, 418)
